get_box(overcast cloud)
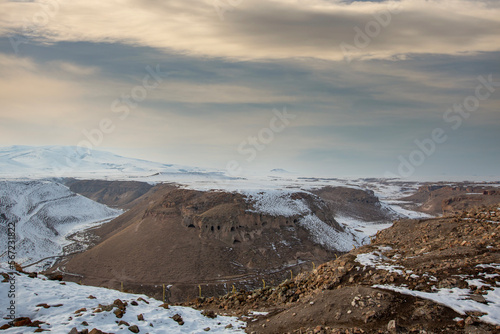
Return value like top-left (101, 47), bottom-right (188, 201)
top-left (0, 0), bottom-right (499, 178)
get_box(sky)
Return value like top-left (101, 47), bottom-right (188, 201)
top-left (0, 0), bottom-right (499, 179)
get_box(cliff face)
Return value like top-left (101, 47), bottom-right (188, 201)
top-left (312, 186), bottom-right (395, 222)
top-left (145, 189), bottom-right (344, 247)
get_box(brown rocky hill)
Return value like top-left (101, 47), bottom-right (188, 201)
top-left (188, 204), bottom-right (500, 333)
top-left (312, 186), bottom-right (395, 222)
top-left (63, 179), bottom-right (153, 209)
top-left (56, 185), bottom-right (384, 302)
top-left (401, 183), bottom-right (500, 216)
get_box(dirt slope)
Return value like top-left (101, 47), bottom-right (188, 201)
top-left (64, 179), bottom-right (153, 209)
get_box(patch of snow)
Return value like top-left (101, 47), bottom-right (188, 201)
top-left (0, 264), bottom-right (245, 333)
top-left (466, 279), bottom-right (490, 289)
top-left (298, 214), bottom-right (356, 252)
top-left (481, 273), bottom-right (500, 279)
top-left (248, 311), bottom-right (269, 316)
top-left (374, 284), bottom-right (500, 326)
top-left (335, 215), bottom-right (392, 245)
top-left (243, 190), bottom-right (310, 217)
top-left (477, 264), bottom-right (500, 270)
top-left (355, 247), bottom-right (404, 275)
top-left (380, 201), bottom-right (433, 219)
top-left (242, 190), bottom-right (361, 252)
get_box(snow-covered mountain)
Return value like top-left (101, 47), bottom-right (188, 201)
top-left (0, 180), bottom-right (122, 270)
top-left (0, 145), bottom-right (221, 180)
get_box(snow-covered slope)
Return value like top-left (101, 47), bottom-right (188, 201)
top-left (0, 264), bottom-right (245, 333)
top-left (0, 181), bottom-right (122, 270)
top-left (243, 189), bottom-right (388, 251)
top-left (0, 145), bottom-right (222, 180)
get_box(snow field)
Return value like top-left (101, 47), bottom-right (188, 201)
top-left (0, 264), bottom-right (246, 333)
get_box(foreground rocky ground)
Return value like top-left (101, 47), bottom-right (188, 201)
top-left (184, 204), bottom-right (500, 333)
top-left (2, 197), bottom-right (499, 333)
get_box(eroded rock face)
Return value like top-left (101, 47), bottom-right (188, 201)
top-left (143, 189), bottom-right (343, 247)
top-left (146, 190), bottom-right (270, 245)
top-left (312, 186), bottom-right (394, 222)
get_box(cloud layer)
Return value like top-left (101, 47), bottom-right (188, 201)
top-left (0, 0), bottom-right (499, 178)
top-left (2, 0), bottom-right (500, 61)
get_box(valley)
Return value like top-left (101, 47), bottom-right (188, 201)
top-left (0, 146), bottom-right (499, 333)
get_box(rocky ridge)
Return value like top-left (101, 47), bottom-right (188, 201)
top-left (185, 204), bottom-right (500, 333)
top-left (402, 183), bottom-right (500, 216)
